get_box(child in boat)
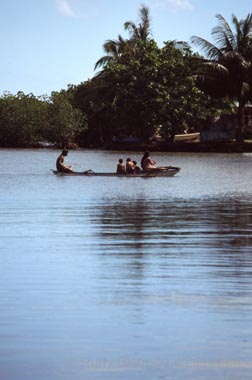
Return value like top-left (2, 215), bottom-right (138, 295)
top-left (56, 149), bottom-right (73, 173)
top-left (126, 158), bottom-right (135, 174)
top-left (116, 159), bottom-right (126, 174)
top-left (133, 161), bottom-right (142, 174)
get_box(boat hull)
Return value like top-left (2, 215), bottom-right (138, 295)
top-left (52, 167), bottom-right (180, 177)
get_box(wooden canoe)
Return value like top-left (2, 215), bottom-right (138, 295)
top-left (52, 167), bottom-right (180, 177)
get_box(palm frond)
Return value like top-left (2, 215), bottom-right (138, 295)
top-left (213, 14), bottom-right (236, 50)
top-left (94, 56), bottom-right (114, 71)
top-left (202, 62), bottom-right (229, 77)
top-left (103, 39), bottom-right (119, 55)
top-left (138, 4), bottom-right (149, 24)
top-left (124, 20), bottom-right (138, 38)
top-left (138, 5), bottom-right (151, 40)
top-left (190, 36), bottom-right (222, 60)
top-left (221, 51), bottom-right (250, 70)
top-left (94, 35), bottom-right (129, 70)
top-left (241, 13), bottom-right (252, 38)
top-left (240, 81), bottom-right (250, 97)
top-left (124, 4), bottom-right (151, 42)
top-left (211, 26), bottom-right (234, 52)
top-left (237, 14), bottom-right (252, 57)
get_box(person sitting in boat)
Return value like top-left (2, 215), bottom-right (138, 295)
top-left (126, 158), bottom-right (135, 174)
top-left (56, 149), bottom-right (73, 173)
top-left (141, 151), bottom-right (171, 172)
top-left (133, 160), bottom-right (142, 174)
top-left (141, 151), bottom-right (157, 172)
top-left (116, 158), bottom-right (126, 174)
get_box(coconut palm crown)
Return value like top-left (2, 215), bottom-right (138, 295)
top-left (191, 13), bottom-right (252, 141)
top-left (94, 5), bottom-right (152, 71)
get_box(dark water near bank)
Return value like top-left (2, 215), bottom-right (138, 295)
top-left (0, 149), bottom-right (252, 380)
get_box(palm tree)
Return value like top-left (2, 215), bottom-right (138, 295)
top-left (94, 35), bottom-right (129, 70)
top-left (124, 4), bottom-right (152, 43)
top-left (94, 5), bottom-right (152, 71)
top-left (191, 13), bottom-right (252, 141)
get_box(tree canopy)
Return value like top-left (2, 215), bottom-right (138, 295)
top-left (0, 91), bottom-right (87, 147)
top-left (75, 5), bottom-right (225, 145)
top-left (191, 13), bottom-right (252, 141)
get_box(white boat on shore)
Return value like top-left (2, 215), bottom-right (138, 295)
top-left (174, 132), bottom-right (200, 142)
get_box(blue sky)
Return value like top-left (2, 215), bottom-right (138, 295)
top-left (1, 0), bottom-right (252, 96)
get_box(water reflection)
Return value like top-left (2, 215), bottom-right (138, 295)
top-left (1, 150), bottom-right (252, 380)
top-left (91, 196), bottom-right (252, 308)
top-left (95, 195), bottom-right (252, 252)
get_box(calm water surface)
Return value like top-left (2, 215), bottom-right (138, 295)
top-left (0, 149), bottom-right (252, 380)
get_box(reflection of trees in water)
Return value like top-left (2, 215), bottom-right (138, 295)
top-left (87, 197), bottom-right (252, 311)
top-left (201, 198), bottom-right (252, 284)
top-left (95, 200), bottom-right (152, 283)
top-left (94, 197), bottom-right (252, 279)
top-left (97, 197), bottom-right (252, 243)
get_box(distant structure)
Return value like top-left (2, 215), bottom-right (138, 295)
top-left (201, 105), bottom-right (252, 143)
top-left (200, 114), bottom-right (238, 143)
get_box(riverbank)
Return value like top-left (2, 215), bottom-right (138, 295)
top-left (104, 141), bottom-right (252, 153)
top-left (2, 141), bottom-right (252, 153)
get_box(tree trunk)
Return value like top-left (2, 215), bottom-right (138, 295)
top-left (236, 102), bottom-right (245, 142)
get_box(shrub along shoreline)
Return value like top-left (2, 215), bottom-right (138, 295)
top-left (7, 140), bottom-right (251, 153)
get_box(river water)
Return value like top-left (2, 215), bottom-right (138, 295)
top-left (0, 149), bottom-right (252, 380)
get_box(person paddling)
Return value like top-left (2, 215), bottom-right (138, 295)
top-left (56, 149), bottom-right (73, 173)
top-left (141, 151), bottom-right (171, 173)
top-left (141, 151), bottom-right (157, 172)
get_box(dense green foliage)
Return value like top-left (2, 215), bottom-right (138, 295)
top-left (2, 5), bottom-right (252, 147)
top-left (74, 39), bottom-right (221, 144)
top-left (191, 13), bottom-right (252, 141)
top-left (0, 91), bottom-right (86, 147)
top-left (73, 6), bottom-right (227, 145)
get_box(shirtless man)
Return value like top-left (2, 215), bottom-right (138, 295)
top-left (56, 149), bottom-right (73, 173)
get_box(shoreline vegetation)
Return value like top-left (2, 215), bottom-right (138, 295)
top-left (2, 7), bottom-right (252, 151)
top-left (12, 140), bottom-right (252, 153)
